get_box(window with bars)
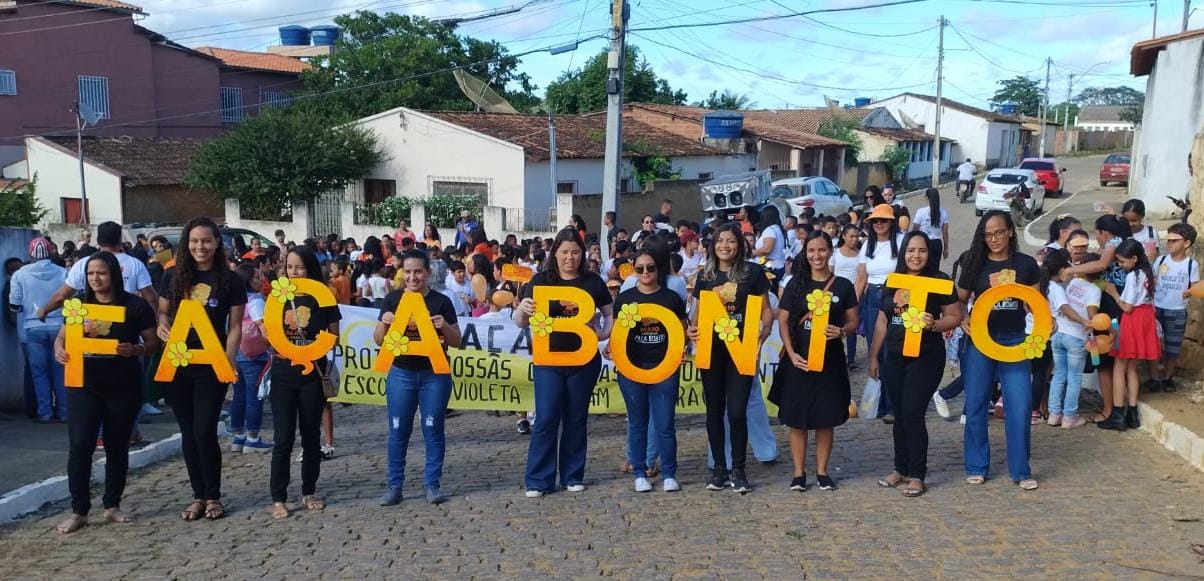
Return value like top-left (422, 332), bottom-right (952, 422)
top-left (78, 75), bottom-right (109, 118)
top-left (220, 87), bottom-right (243, 122)
top-left (260, 90), bottom-right (291, 110)
top-left (0, 70), bottom-right (15, 95)
top-left (555, 181), bottom-right (576, 194)
top-left (431, 180), bottom-right (488, 199)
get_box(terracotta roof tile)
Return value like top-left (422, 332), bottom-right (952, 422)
top-left (624, 103), bottom-right (848, 149)
top-left (195, 47), bottom-right (309, 75)
top-left (60, 0), bottom-right (143, 12)
top-left (45, 136), bottom-right (207, 186)
top-left (423, 111), bottom-right (724, 161)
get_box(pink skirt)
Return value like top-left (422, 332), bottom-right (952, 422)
top-left (1115, 304), bottom-right (1161, 360)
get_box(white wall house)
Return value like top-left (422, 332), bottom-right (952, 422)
top-left (1075, 105), bottom-right (1137, 132)
top-left (25, 136), bottom-right (123, 225)
top-left (872, 93), bottom-right (1023, 169)
top-left (1129, 29), bottom-right (1204, 216)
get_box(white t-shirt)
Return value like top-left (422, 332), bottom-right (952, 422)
top-left (65, 250), bottom-right (152, 294)
top-left (679, 250), bottom-right (703, 281)
top-left (1131, 224), bottom-right (1160, 258)
top-left (1053, 279), bottom-right (1100, 340)
top-left (368, 275), bottom-right (390, 300)
top-left (831, 249), bottom-right (860, 283)
top-left (1154, 255), bottom-right (1199, 310)
top-left (355, 274), bottom-right (371, 298)
top-left (859, 234), bottom-right (903, 285)
top-left (1120, 270), bottom-right (1152, 307)
top-left (957, 162), bottom-right (975, 181)
top-left (756, 226), bottom-right (787, 270)
top-left (912, 206), bottom-right (948, 241)
top-left (246, 293), bottom-right (266, 323)
top-left (443, 274), bottom-right (472, 316)
top-left (785, 229), bottom-right (801, 258)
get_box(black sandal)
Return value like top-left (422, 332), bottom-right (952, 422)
top-left (204, 500), bottom-right (225, 520)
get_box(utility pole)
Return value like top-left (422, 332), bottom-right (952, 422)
top-left (599, 0), bottom-right (628, 263)
top-left (1063, 74), bottom-right (1074, 155)
top-left (548, 112), bottom-right (558, 227)
top-left (931, 15), bottom-right (945, 188)
top-left (1185, 0), bottom-right (1192, 32)
top-left (1153, 0), bottom-right (1159, 37)
top-left (1039, 57), bottom-right (1051, 157)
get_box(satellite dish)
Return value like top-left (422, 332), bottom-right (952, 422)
top-left (453, 69), bottom-right (519, 114)
top-left (898, 111), bottom-right (922, 130)
top-left (79, 101), bottom-right (102, 127)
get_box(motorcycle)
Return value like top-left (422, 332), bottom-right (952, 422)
top-left (957, 179), bottom-right (975, 203)
top-left (1167, 195), bottom-right (1193, 224)
top-left (1003, 184), bottom-right (1035, 227)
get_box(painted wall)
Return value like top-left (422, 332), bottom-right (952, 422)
top-left (875, 95), bottom-right (1022, 169)
top-left (25, 138), bottom-right (123, 225)
top-left (1131, 35), bottom-right (1204, 217)
top-left (216, 70), bottom-right (304, 124)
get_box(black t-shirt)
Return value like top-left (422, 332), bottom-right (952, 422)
top-left (520, 270), bottom-right (612, 352)
top-left (158, 267), bottom-right (247, 348)
top-left (378, 289), bottom-right (458, 371)
top-left (956, 253), bottom-right (1039, 335)
top-left (614, 286), bottom-right (687, 367)
top-left (779, 275), bottom-right (858, 350)
top-left (880, 272), bottom-right (957, 356)
top-left (693, 263), bottom-right (772, 339)
top-left (82, 292), bottom-right (157, 386)
top-left (272, 293), bottom-right (341, 379)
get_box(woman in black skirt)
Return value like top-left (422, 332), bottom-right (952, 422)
top-left (868, 232), bottom-right (963, 497)
top-left (776, 231), bottom-right (859, 492)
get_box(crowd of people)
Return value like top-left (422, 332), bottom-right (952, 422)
top-left (3, 189), bottom-right (1196, 533)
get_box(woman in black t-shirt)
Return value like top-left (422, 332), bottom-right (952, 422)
top-left (607, 249), bottom-right (687, 493)
top-left (956, 211), bottom-right (1041, 491)
top-left (375, 250), bottom-right (462, 506)
top-left (51, 252), bottom-right (159, 534)
top-left (268, 248), bottom-right (341, 518)
top-left (514, 228), bottom-right (614, 497)
top-left (688, 223), bottom-right (773, 494)
top-left (775, 232), bottom-right (859, 493)
top-left (868, 232), bottom-right (963, 497)
top-left (157, 218), bottom-right (247, 521)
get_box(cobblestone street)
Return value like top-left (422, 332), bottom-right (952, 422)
top-left (2, 370), bottom-right (1203, 579)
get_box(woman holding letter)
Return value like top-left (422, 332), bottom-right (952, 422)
top-left (52, 252), bottom-right (159, 533)
top-left (775, 232), bottom-right (859, 493)
top-left (515, 229), bottom-right (614, 498)
top-left (868, 232), bottom-right (963, 497)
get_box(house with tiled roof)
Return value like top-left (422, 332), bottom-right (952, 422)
top-left (1075, 105), bottom-right (1136, 132)
top-left (871, 93), bottom-right (1025, 169)
top-left (344, 106), bottom-right (757, 230)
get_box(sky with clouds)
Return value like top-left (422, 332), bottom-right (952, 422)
top-left (138, 0), bottom-right (1179, 110)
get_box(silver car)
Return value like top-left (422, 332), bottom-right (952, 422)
top-left (974, 168), bottom-right (1045, 217)
top-left (768, 176), bottom-right (853, 218)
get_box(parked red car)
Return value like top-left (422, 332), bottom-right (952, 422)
top-left (1018, 157), bottom-right (1066, 197)
top-left (1099, 153), bottom-right (1131, 187)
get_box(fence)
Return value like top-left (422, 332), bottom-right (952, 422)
top-left (505, 207), bottom-right (556, 232)
top-left (1054, 129), bottom-right (1134, 154)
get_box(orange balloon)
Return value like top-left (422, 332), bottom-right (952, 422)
top-left (1091, 313), bottom-right (1112, 331)
top-left (491, 289), bottom-right (515, 308)
top-left (471, 273), bottom-right (488, 303)
top-left (1094, 334), bottom-right (1113, 353)
top-left (1190, 282), bottom-right (1204, 299)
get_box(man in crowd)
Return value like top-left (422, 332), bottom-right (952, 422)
top-left (456, 210), bottom-right (478, 249)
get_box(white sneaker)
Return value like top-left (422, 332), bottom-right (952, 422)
top-left (662, 477), bottom-right (681, 492)
top-left (566, 484), bottom-right (586, 492)
top-left (933, 392), bottom-right (951, 419)
top-left (140, 403), bottom-right (163, 415)
top-left (959, 414), bottom-right (966, 425)
top-left (634, 477), bottom-right (652, 492)
top-left (524, 489), bottom-right (544, 498)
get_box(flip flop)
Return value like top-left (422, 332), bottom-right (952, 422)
top-left (965, 475), bottom-right (985, 485)
top-left (302, 495), bottom-right (326, 511)
top-left (271, 502), bottom-right (290, 519)
top-left (204, 500), bottom-right (225, 520)
top-left (877, 472), bottom-right (907, 488)
top-left (1018, 479), bottom-right (1039, 491)
top-left (902, 481), bottom-right (927, 497)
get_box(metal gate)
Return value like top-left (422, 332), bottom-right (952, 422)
top-left (309, 190), bottom-right (342, 239)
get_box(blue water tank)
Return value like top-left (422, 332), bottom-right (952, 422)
top-left (703, 111), bottom-right (744, 139)
top-left (854, 97), bottom-right (871, 107)
top-left (1000, 103), bottom-right (1019, 115)
top-left (310, 25), bottom-right (341, 46)
top-left (279, 25), bottom-right (310, 46)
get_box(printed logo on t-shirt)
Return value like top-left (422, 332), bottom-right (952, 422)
top-left (84, 319), bottom-right (111, 337)
top-left (557, 300), bottom-right (580, 317)
top-left (190, 283), bottom-right (218, 308)
top-left (717, 282), bottom-right (739, 315)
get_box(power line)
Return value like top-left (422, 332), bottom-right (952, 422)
top-left (627, 0), bottom-right (930, 33)
top-left (801, 16), bottom-right (938, 38)
top-left (948, 24), bottom-right (1045, 75)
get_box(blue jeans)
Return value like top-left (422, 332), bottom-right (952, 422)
top-left (963, 331), bottom-right (1033, 481)
top-left (385, 367), bottom-right (453, 489)
top-left (618, 375), bottom-right (678, 479)
top-left (26, 326), bottom-right (66, 420)
top-left (706, 378), bottom-right (780, 470)
top-left (1049, 333), bottom-right (1087, 418)
top-left (230, 358), bottom-right (269, 434)
top-left (525, 356), bottom-right (602, 491)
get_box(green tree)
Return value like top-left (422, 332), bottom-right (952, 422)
top-left (989, 76), bottom-right (1042, 117)
top-left (1048, 102), bottom-right (1079, 124)
top-left (816, 116), bottom-right (862, 165)
top-left (0, 177), bottom-right (47, 227)
top-left (298, 12), bottom-right (540, 119)
top-left (880, 146), bottom-right (911, 184)
top-left (694, 90), bottom-right (754, 110)
top-left (1118, 104), bottom-right (1144, 125)
top-left (545, 46), bottom-right (688, 114)
top-left (185, 108), bottom-right (385, 220)
top-left (1074, 86), bottom-right (1144, 106)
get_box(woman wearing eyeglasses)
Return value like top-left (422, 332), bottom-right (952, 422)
top-left (854, 204), bottom-right (904, 421)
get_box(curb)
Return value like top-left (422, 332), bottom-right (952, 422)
top-left (0, 433), bottom-right (181, 523)
top-left (1138, 402), bottom-right (1204, 473)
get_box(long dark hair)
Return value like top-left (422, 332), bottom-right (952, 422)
top-left (959, 211), bottom-right (1019, 292)
top-left (790, 231), bottom-right (833, 308)
top-left (83, 251), bottom-right (127, 305)
top-left (836, 224), bottom-right (861, 250)
top-left (700, 223), bottom-right (748, 284)
top-left (1046, 215), bottom-right (1081, 245)
top-left (1115, 238), bottom-right (1155, 296)
top-left (542, 228), bottom-right (586, 282)
top-left (1041, 249), bottom-right (1072, 296)
top-left (864, 185), bottom-right (884, 206)
top-left (471, 253), bottom-right (496, 287)
top-left (1095, 214), bottom-right (1130, 240)
top-left (169, 217), bottom-right (230, 311)
top-left (287, 246), bottom-right (327, 284)
top-left (894, 231), bottom-right (939, 277)
top-left (864, 215), bottom-right (900, 260)
top-left (924, 187), bottom-right (941, 224)
top-left (632, 248), bottom-right (667, 289)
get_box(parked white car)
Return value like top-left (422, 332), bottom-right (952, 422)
top-left (974, 168), bottom-right (1045, 217)
top-left (767, 176), bottom-right (853, 218)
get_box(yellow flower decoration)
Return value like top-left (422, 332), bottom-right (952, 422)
top-left (617, 303), bottom-right (640, 329)
top-left (62, 298), bottom-right (88, 326)
top-left (269, 277), bottom-right (297, 304)
top-left (714, 316), bottom-right (740, 343)
top-left (529, 312), bottom-right (555, 338)
top-left (805, 289), bottom-right (832, 317)
top-left (166, 342), bottom-right (193, 368)
top-left (1021, 334), bottom-right (1047, 359)
top-left (900, 306), bottom-right (926, 333)
top-left (382, 331), bottom-right (410, 356)
top-left (997, 269), bottom-right (1016, 285)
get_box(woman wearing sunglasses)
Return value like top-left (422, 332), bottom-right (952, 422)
top-left (854, 204), bottom-right (904, 421)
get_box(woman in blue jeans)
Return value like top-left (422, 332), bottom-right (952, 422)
top-left (956, 211), bottom-right (1041, 491)
top-left (376, 250), bottom-right (462, 506)
top-left (515, 229), bottom-right (614, 498)
top-left (607, 249), bottom-right (686, 493)
top-left (230, 264), bottom-right (272, 453)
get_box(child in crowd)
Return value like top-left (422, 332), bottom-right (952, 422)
top-left (1151, 223), bottom-right (1199, 392)
top-left (1100, 239), bottom-right (1160, 431)
top-left (368, 263), bottom-right (392, 309)
top-left (1045, 250), bottom-right (1099, 429)
top-left (328, 258), bottom-right (352, 305)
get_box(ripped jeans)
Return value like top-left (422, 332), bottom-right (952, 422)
top-left (385, 366), bottom-right (453, 489)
